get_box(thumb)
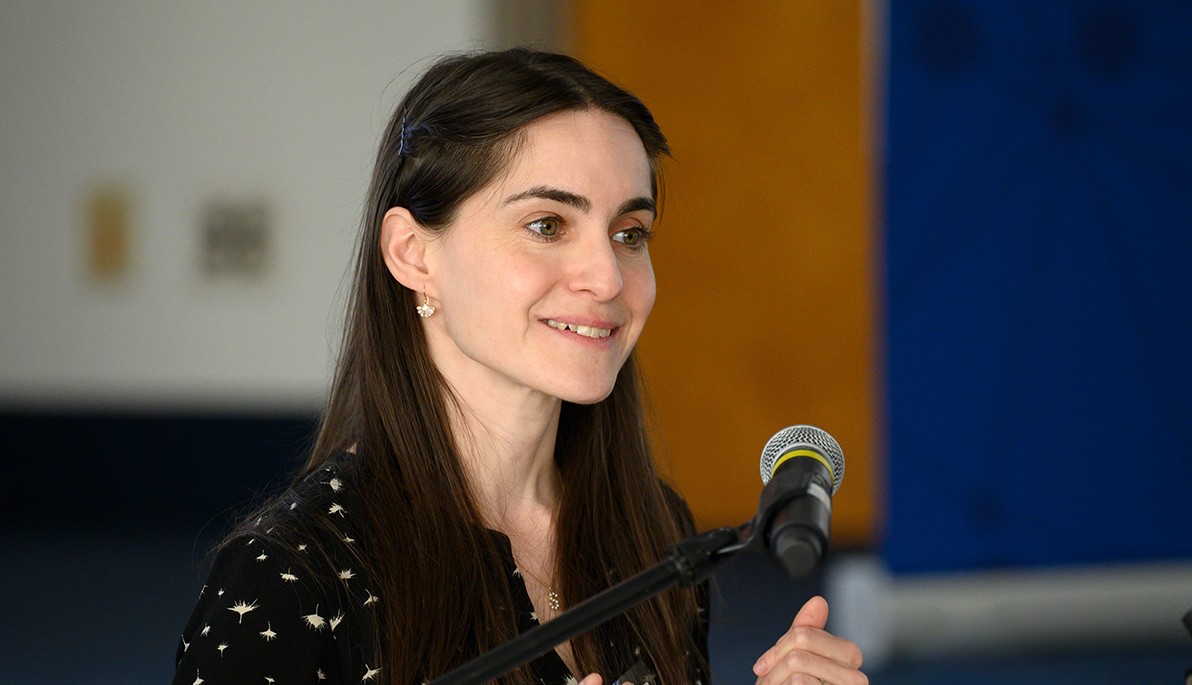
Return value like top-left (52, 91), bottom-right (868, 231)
top-left (578, 674), bottom-right (602, 685)
top-left (793, 595), bottom-right (829, 630)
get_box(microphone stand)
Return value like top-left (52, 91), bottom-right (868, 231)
top-left (429, 525), bottom-right (747, 685)
top-left (429, 466), bottom-right (826, 685)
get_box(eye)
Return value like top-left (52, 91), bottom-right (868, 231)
top-left (525, 217), bottom-right (561, 239)
top-left (612, 226), bottom-right (652, 249)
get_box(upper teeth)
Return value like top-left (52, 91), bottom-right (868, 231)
top-left (546, 319), bottom-right (612, 338)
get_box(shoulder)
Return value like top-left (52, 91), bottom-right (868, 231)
top-left (173, 530), bottom-right (342, 683)
top-left (173, 455), bottom-right (380, 684)
top-left (242, 454), bottom-right (367, 559)
top-left (277, 455), bottom-right (360, 529)
top-left (211, 456), bottom-right (364, 575)
top-left (233, 454), bottom-right (373, 605)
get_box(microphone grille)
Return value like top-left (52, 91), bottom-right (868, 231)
top-left (759, 424), bottom-right (845, 494)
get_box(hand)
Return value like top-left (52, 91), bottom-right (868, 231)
top-left (577, 673), bottom-right (634, 685)
top-left (752, 596), bottom-right (866, 685)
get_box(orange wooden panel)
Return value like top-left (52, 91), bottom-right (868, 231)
top-left (572, 2), bottom-right (882, 544)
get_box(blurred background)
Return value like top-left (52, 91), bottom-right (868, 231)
top-left (2, 1), bottom-right (1190, 683)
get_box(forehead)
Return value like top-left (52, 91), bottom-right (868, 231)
top-left (493, 109), bottom-right (654, 202)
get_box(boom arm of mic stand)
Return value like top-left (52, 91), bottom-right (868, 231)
top-left (428, 472), bottom-right (820, 685)
top-left (429, 526), bottom-right (745, 685)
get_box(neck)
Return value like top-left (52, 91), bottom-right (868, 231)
top-left (447, 388), bottom-right (563, 529)
top-left (426, 328), bottom-right (564, 530)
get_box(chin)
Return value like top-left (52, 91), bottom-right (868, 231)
top-left (554, 379), bottom-right (618, 406)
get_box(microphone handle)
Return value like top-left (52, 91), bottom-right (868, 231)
top-left (768, 478), bottom-right (832, 578)
top-left (758, 456), bottom-right (834, 579)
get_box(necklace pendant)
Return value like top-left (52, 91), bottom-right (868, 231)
top-left (547, 590), bottom-right (561, 611)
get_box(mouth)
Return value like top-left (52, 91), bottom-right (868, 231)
top-left (545, 319), bottom-right (614, 339)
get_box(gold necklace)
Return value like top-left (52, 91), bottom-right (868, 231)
top-left (517, 481), bottom-right (564, 615)
top-left (518, 561), bottom-right (561, 613)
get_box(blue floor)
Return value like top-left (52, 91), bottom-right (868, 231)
top-left (0, 532), bottom-right (210, 685)
top-left (872, 646), bottom-right (1192, 685)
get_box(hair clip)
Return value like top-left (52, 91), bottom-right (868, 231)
top-left (398, 110), bottom-right (412, 158)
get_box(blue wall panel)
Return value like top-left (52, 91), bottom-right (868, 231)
top-left (883, 0), bottom-right (1192, 573)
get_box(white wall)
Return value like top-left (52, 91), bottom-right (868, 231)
top-left (0, 1), bottom-right (493, 411)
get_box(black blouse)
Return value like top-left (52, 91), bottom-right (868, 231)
top-left (172, 458), bottom-right (708, 685)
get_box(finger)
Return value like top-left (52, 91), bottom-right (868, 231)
top-left (755, 675), bottom-right (822, 685)
top-left (756, 647), bottom-right (867, 685)
top-left (753, 596), bottom-right (831, 676)
top-left (793, 595), bottom-right (829, 630)
top-left (578, 674), bottom-right (602, 685)
top-left (754, 600), bottom-right (862, 676)
top-left (763, 628), bottom-right (864, 672)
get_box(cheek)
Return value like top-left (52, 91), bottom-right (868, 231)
top-left (456, 253), bottom-right (555, 330)
top-left (626, 261), bottom-right (657, 321)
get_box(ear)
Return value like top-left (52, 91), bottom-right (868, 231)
top-left (380, 206), bottom-right (430, 291)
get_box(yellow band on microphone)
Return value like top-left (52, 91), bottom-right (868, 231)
top-left (771, 449), bottom-right (835, 481)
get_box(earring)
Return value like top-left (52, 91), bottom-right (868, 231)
top-left (415, 288), bottom-right (436, 318)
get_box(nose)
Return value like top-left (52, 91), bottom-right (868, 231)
top-left (568, 233), bottom-right (623, 301)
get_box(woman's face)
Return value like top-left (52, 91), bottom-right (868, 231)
top-left (422, 108), bottom-right (657, 405)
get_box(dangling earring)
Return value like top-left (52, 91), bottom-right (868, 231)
top-left (415, 288), bottom-right (436, 318)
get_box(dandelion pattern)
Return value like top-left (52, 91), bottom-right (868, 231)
top-left (303, 604), bottom-right (327, 632)
top-left (228, 599), bottom-right (259, 623)
top-left (171, 455), bottom-right (709, 685)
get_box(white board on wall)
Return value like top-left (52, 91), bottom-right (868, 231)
top-left (0, 1), bottom-right (492, 411)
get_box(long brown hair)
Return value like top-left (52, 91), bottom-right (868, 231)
top-left (284, 49), bottom-right (699, 684)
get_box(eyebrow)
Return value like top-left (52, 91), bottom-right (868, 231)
top-left (502, 185), bottom-right (656, 217)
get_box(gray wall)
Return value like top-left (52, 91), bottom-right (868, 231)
top-left (0, 1), bottom-right (490, 411)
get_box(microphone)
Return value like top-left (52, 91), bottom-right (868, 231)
top-left (757, 425), bottom-right (845, 578)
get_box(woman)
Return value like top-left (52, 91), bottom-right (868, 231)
top-left (172, 48), bottom-right (866, 685)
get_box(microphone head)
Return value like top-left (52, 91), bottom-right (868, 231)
top-left (759, 425), bottom-right (845, 494)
